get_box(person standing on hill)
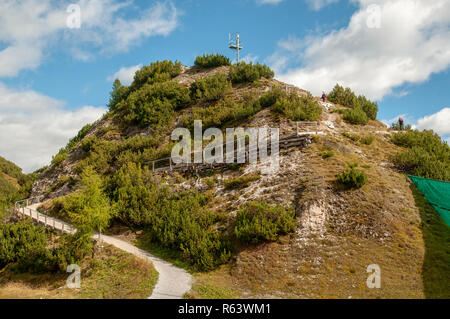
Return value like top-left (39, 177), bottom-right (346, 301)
top-left (398, 117), bottom-right (404, 130)
top-left (322, 91), bottom-right (327, 103)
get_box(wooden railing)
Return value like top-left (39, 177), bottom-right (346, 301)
top-left (144, 133), bottom-right (313, 173)
top-left (14, 199), bottom-right (76, 234)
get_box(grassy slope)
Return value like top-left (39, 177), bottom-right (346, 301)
top-left (186, 115), bottom-right (449, 299)
top-left (0, 156), bottom-right (25, 219)
top-left (0, 245), bottom-right (158, 299)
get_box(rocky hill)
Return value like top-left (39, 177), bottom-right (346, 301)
top-left (29, 57), bottom-right (449, 299)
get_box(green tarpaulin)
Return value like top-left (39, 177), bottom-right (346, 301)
top-left (409, 175), bottom-right (450, 226)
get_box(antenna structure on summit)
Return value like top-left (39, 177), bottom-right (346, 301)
top-left (229, 33), bottom-right (243, 63)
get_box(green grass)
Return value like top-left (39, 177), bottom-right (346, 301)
top-left (135, 233), bottom-right (193, 272)
top-left (319, 150), bottom-right (335, 159)
top-left (0, 245), bottom-right (159, 299)
top-left (79, 246), bottom-right (158, 299)
top-left (410, 184), bottom-right (450, 298)
top-left (188, 283), bottom-right (239, 299)
top-left (224, 174), bottom-right (261, 190)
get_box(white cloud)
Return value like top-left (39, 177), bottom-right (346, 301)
top-left (107, 64), bottom-right (143, 85)
top-left (305, 0), bottom-right (339, 11)
top-left (256, 0), bottom-right (339, 9)
top-left (0, 0), bottom-right (179, 77)
top-left (414, 108), bottom-right (450, 136)
top-left (381, 108), bottom-right (450, 142)
top-left (380, 113), bottom-right (408, 128)
top-left (274, 0), bottom-right (450, 100)
top-left (0, 83), bottom-right (106, 173)
top-left (234, 54), bottom-right (259, 65)
top-left (256, 0), bottom-right (284, 5)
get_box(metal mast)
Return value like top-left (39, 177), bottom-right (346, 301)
top-left (229, 33), bottom-right (243, 63)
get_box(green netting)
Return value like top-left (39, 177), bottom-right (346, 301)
top-left (409, 175), bottom-right (450, 226)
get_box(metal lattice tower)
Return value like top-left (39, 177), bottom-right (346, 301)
top-left (229, 33), bottom-right (243, 63)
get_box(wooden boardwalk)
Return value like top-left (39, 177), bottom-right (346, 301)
top-left (145, 132), bottom-right (314, 174)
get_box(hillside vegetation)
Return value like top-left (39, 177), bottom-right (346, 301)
top-left (17, 54), bottom-right (450, 299)
top-left (0, 156), bottom-right (33, 219)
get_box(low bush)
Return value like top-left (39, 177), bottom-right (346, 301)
top-left (0, 221), bottom-right (94, 274)
top-left (360, 136), bottom-right (374, 145)
top-left (117, 81), bottom-right (191, 128)
top-left (229, 62), bottom-right (274, 84)
top-left (181, 95), bottom-right (263, 130)
top-left (0, 222), bottom-right (48, 271)
top-left (336, 163), bottom-right (368, 189)
top-left (391, 122), bottom-right (412, 131)
top-left (328, 84), bottom-right (378, 120)
top-left (224, 173), bottom-right (261, 190)
top-left (273, 93), bottom-right (322, 121)
top-left (342, 132), bottom-right (360, 142)
top-left (51, 149), bottom-right (68, 166)
top-left (194, 54), bottom-right (231, 68)
top-left (390, 129), bottom-right (450, 180)
top-left (109, 162), bottom-right (232, 270)
top-left (130, 60), bottom-right (182, 92)
top-left (343, 107), bottom-right (369, 125)
top-left (190, 73), bottom-right (231, 102)
top-left (319, 150), bottom-right (335, 159)
top-left (259, 87), bottom-right (285, 108)
top-left (234, 201), bottom-right (297, 244)
top-left (357, 95), bottom-right (378, 120)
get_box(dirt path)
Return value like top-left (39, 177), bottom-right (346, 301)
top-left (99, 234), bottom-right (192, 299)
top-left (25, 204), bottom-right (192, 299)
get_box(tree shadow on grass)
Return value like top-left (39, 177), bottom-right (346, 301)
top-left (410, 184), bottom-right (450, 298)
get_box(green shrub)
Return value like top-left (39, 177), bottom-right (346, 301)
top-left (109, 162), bottom-right (232, 270)
top-left (51, 149), bottom-right (68, 166)
top-left (235, 201), bottom-right (297, 244)
top-left (390, 130), bottom-right (450, 181)
top-left (229, 62), bottom-right (274, 84)
top-left (108, 79), bottom-right (129, 111)
top-left (357, 95), bottom-right (378, 120)
top-left (342, 132), bottom-right (360, 142)
top-left (319, 150), bottom-right (335, 159)
top-left (0, 222), bottom-right (48, 270)
top-left (66, 123), bottom-right (94, 152)
top-left (343, 107), bottom-right (369, 125)
top-left (181, 95), bottom-right (263, 130)
top-left (130, 60), bottom-right (182, 91)
top-left (190, 73), bottom-right (231, 102)
top-left (195, 54), bottom-right (231, 68)
top-left (328, 84), bottom-right (378, 120)
top-left (360, 136), bottom-right (374, 145)
top-left (328, 84), bottom-right (358, 108)
top-left (224, 173), bottom-right (261, 190)
top-left (391, 122), bottom-right (412, 131)
top-left (259, 87), bottom-right (285, 108)
top-left (336, 163), bottom-right (368, 189)
top-left (0, 221), bottom-right (94, 273)
top-left (273, 93), bottom-right (322, 121)
top-left (115, 80), bottom-right (191, 128)
top-left (62, 166), bottom-right (116, 234)
top-left (111, 162), bottom-right (167, 227)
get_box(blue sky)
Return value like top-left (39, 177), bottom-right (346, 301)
top-left (0, 0), bottom-right (449, 172)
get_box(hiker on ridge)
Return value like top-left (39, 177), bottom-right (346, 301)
top-left (322, 91), bottom-right (327, 103)
top-left (398, 117), bottom-right (404, 131)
